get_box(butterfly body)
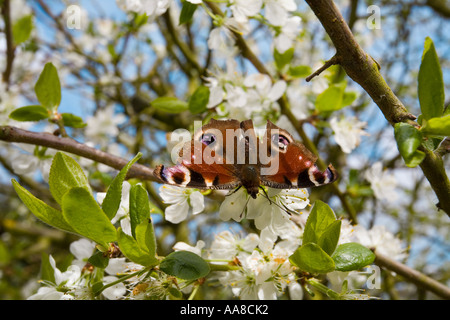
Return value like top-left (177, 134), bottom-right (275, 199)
top-left (154, 119), bottom-right (337, 198)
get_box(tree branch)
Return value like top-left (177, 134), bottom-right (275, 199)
top-left (304, 0), bottom-right (450, 216)
top-left (0, 126), bottom-right (158, 181)
top-left (375, 252), bottom-right (450, 299)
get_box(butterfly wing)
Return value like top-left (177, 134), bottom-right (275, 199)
top-left (154, 119), bottom-right (242, 190)
top-left (260, 121), bottom-right (337, 189)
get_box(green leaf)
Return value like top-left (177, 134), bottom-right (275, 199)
top-left (420, 114), bottom-right (450, 137)
top-left (12, 179), bottom-right (75, 233)
top-left (303, 200), bottom-right (337, 245)
top-left (151, 97), bottom-right (188, 113)
top-left (12, 15), bottom-right (33, 45)
top-left (289, 243), bottom-right (335, 274)
top-left (288, 65), bottom-right (312, 78)
top-left (394, 122), bottom-right (426, 167)
top-left (40, 253), bottom-right (56, 283)
top-left (315, 83), bottom-right (346, 113)
top-left (317, 220), bottom-right (341, 256)
top-left (129, 184), bottom-right (151, 238)
top-left (135, 220), bottom-right (157, 257)
top-left (274, 47), bottom-right (294, 71)
top-left (179, 1), bottom-right (197, 25)
top-left (102, 153), bottom-right (142, 220)
top-left (62, 187), bottom-right (117, 248)
top-left (35, 62), bottom-right (61, 111)
top-left (160, 251), bottom-right (210, 280)
top-left (418, 37), bottom-right (444, 120)
top-left (188, 86), bottom-right (210, 114)
top-left (9, 105), bottom-right (49, 122)
top-left (332, 243), bottom-right (375, 272)
top-left (61, 113), bottom-right (87, 128)
top-left (88, 251), bottom-right (109, 269)
top-left (49, 152), bottom-right (91, 206)
top-left (117, 228), bottom-right (159, 267)
top-left (342, 91), bottom-right (358, 107)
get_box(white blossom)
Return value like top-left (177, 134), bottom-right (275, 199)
top-left (273, 16), bottom-right (301, 53)
top-left (85, 104), bottom-right (126, 146)
top-left (219, 186), bottom-right (309, 236)
top-left (364, 161), bottom-right (398, 202)
top-left (97, 181), bottom-right (133, 235)
top-left (264, 0), bottom-right (297, 26)
top-left (330, 116), bottom-right (369, 154)
top-left (230, 0), bottom-right (263, 24)
top-left (159, 185), bottom-right (205, 223)
top-left (28, 255), bottom-right (85, 300)
top-left (116, 0), bottom-right (171, 19)
top-left (70, 238), bottom-right (97, 269)
top-left (352, 225), bottom-right (406, 260)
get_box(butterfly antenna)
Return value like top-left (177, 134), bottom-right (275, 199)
top-left (239, 195), bottom-right (251, 219)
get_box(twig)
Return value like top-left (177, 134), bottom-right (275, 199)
top-left (0, 126), bottom-right (158, 181)
top-left (374, 252), bottom-right (450, 299)
top-left (1, 0), bottom-right (15, 86)
top-left (305, 55), bottom-right (340, 82)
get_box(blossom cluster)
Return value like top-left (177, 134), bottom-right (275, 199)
top-left (27, 179), bottom-right (406, 299)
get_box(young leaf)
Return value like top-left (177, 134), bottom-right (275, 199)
top-left (117, 228), bottom-right (159, 267)
top-left (151, 97), bottom-right (188, 113)
top-left (61, 113), bottom-right (87, 128)
top-left (317, 220), bottom-right (341, 256)
top-left (12, 179), bottom-right (75, 233)
top-left (62, 187), bottom-right (117, 248)
top-left (188, 86), bottom-right (210, 114)
top-left (40, 253), bottom-right (56, 284)
top-left (160, 251), bottom-right (210, 280)
top-left (315, 83), bottom-right (346, 113)
top-left (49, 152), bottom-right (91, 206)
top-left (102, 153), bottom-right (142, 220)
top-left (129, 184), bottom-right (151, 238)
top-left (288, 65), bottom-right (312, 78)
top-left (88, 251), bottom-right (109, 269)
top-left (394, 122), bottom-right (426, 168)
top-left (289, 243), bottom-right (335, 274)
top-left (12, 15), bottom-right (33, 45)
top-left (303, 200), bottom-right (337, 245)
top-left (420, 114), bottom-right (450, 137)
top-left (418, 37), bottom-right (444, 120)
top-left (274, 47), bottom-right (294, 71)
top-left (332, 243), bottom-right (375, 272)
top-left (135, 220), bottom-right (157, 258)
top-left (34, 62), bottom-right (61, 111)
top-left (9, 105), bottom-right (49, 122)
top-left (179, 1), bottom-right (197, 25)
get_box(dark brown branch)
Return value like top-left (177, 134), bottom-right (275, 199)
top-left (304, 0), bottom-right (450, 216)
top-left (1, 0), bottom-right (15, 86)
top-left (0, 126), bottom-right (158, 181)
top-left (375, 252), bottom-right (450, 299)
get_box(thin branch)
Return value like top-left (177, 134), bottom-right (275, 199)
top-left (0, 126), bottom-right (158, 181)
top-left (375, 252), bottom-right (450, 299)
top-left (305, 55), bottom-right (340, 82)
top-left (1, 0), bottom-right (15, 86)
top-left (304, 0), bottom-right (450, 216)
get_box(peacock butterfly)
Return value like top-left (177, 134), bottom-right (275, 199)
top-left (154, 119), bottom-right (337, 199)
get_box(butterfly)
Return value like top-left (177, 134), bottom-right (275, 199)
top-left (154, 118), bottom-right (337, 199)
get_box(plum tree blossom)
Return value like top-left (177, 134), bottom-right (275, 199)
top-left (330, 116), bottom-right (369, 154)
top-left (159, 185), bottom-right (205, 223)
top-left (364, 162), bottom-right (399, 203)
